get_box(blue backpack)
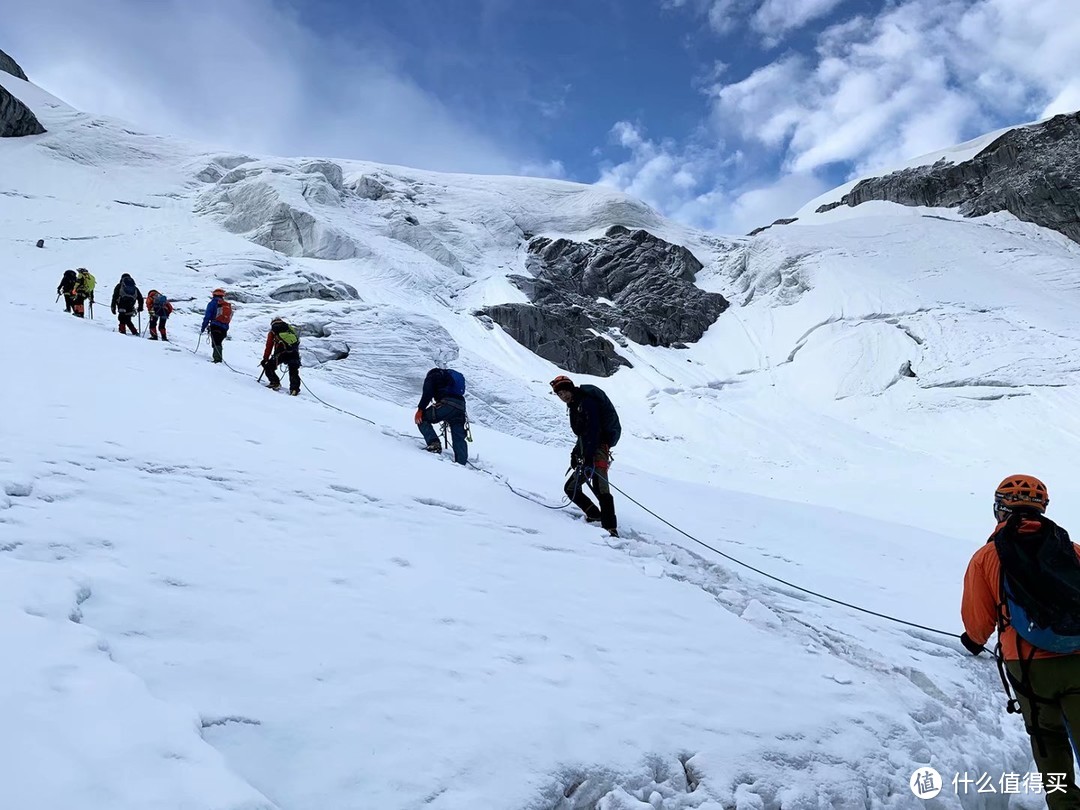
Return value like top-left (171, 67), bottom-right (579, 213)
top-left (153, 294), bottom-right (169, 316)
top-left (443, 369), bottom-right (466, 398)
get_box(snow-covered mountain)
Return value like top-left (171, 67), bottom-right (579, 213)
top-left (4, 50), bottom-right (1080, 809)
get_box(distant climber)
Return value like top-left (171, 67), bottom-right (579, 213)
top-left (72, 268), bottom-right (95, 319)
top-left (110, 273), bottom-right (143, 335)
top-left (550, 375), bottom-right (621, 537)
top-left (961, 475), bottom-right (1080, 807)
top-left (57, 269), bottom-right (77, 312)
top-left (145, 289), bottom-right (173, 341)
top-left (261, 317), bottom-right (302, 395)
top-left (200, 288), bottom-right (232, 364)
top-left (414, 367), bottom-right (469, 464)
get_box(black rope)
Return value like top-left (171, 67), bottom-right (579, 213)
top-left (467, 461), bottom-right (573, 510)
top-left (591, 470), bottom-right (958, 639)
top-left (299, 379), bottom-right (376, 425)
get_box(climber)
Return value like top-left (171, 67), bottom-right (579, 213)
top-left (110, 273), bottom-right (143, 335)
top-left (56, 269), bottom-right (77, 312)
top-left (550, 375), bottom-right (621, 537)
top-left (200, 288), bottom-right (232, 363)
top-left (145, 289), bottom-right (174, 341)
top-left (261, 317), bottom-right (302, 395)
top-left (961, 475), bottom-right (1080, 809)
top-left (72, 268), bottom-right (95, 318)
top-left (414, 367), bottom-right (469, 464)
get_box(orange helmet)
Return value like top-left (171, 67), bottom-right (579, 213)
top-left (549, 375), bottom-right (574, 394)
top-left (994, 475), bottom-right (1049, 514)
top-left (212, 288), bottom-right (226, 297)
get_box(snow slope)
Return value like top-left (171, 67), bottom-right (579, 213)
top-left (2, 72), bottom-right (1077, 809)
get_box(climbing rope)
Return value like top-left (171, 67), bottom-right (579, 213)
top-left (591, 470), bottom-right (958, 639)
top-left (467, 461), bottom-right (573, 510)
top-left (299, 378), bottom-right (376, 425)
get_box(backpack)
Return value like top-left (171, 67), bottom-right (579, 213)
top-left (994, 515), bottom-right (1080, 653)
top-left (213, 299), bottom-right (233, 325)
top-left (153, 294), bottom-right (169, 316)
top-left (62, 270), bottom-right (77, 284)
top-left (443, 369), bottom-right (466, 398)
top-left (271, 320), bottom-right (300, 348)
top-left (578, 384), bottom-right (622, 447)
top-left (79, 272), bottom-right (96, 293)
top-left (118, 276), bottom-right (138, 306)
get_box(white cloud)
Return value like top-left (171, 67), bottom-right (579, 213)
top-left (3, 0), bottom-right (539, 175)
top-left (610, 0), bottom-right (1080, 235)
top-left (751, 0), bottom-right (847, 43)
top-left (708, 0), bottom-right (1080, 179)
top-left (665, 0), bottom-right (848, 42)
top-left (596, 121), bottom-right (820, 234)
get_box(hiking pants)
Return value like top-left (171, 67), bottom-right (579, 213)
top-left (418, 399), bottom-right (468, 465)
top-left (62, 292), bottom-right (75, 312)
top-left (265, 351), bottom-right (301, 393)
top-left (149, 313), bottom-right (169, 339)
top-left (117, 312), bottom-right (138, 335)
top-left (72, 292), bottom-right (88, 318)
top-left (1006, 656), bottom-right (1080, 809)
top-left (208, 325), bottom-right (227, 362)
top-left (564, 448), bottom-right (617, 531)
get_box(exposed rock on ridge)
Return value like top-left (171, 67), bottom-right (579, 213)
top-left (0, 50), bottom-right (45, 138)
top-left (817, 112), bottom-right (1080, 244)
top-left (0, 49), bottom-right (28, 81)
top-left (481, 226), bottom-right (728, 376)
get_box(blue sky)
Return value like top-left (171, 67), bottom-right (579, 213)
top-left (5, 0), bottom-right (1080, 233)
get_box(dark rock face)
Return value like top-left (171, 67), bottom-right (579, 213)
top-left (480, 226), bottom-right (727, 376)
top-left (0, 49), bottom-right (28, 81)
top-left (748, 217), bottom-right (798, 237)
top-left (0, 83), bottom-right (45, 137)
top-left (816, 112), bottom-right (1080, 244)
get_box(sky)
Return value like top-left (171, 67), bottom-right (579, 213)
top-left (4, 0), bottom-right (1080, 235)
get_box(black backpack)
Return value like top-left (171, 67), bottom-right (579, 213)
top-left (578, 384), bottom-right (622, 447)
top-left (993, 514), bottom-right (1080, 653)
top-left (62, 270), bottom-right (77, 284)
top-left (118, 277), bottom-right (138, 307)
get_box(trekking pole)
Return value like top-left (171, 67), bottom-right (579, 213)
top-left (138, 310), bottom-right (142, 335)
top-left (55, 292), bottom-right (60, 304)
top-left (193, 332), bottom-right (203, 354)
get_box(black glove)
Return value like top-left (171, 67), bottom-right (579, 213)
top-left (960, 632), bottom-right (986, 656)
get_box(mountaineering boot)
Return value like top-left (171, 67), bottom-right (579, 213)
top-left (289, 389), bottom-right (299, 396)
top-left (608, 528), bottom-right (620, 538)
top-left (598, 494), bottom-right (618, 535)
top-left (267, 382), bottom-right (281, 391)
top-left (425, 440), bottom-right (443, 453)
top-left (149, 334), bottom-right (158, 341)
top-left (160, 331), bottom-right (168, 341)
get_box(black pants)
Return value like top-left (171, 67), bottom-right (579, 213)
top-left (62, 292), bottom-right (75, 312)
top-left (117, 311), bottom-right (138, 334)
top-left (208, 325), bottom-right (227, 362)
top-left (265, 351), bottom-right (301, 392)
top-left (564, 449), bottom-right (617, 531)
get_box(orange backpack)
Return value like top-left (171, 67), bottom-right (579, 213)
top-left (213, 299), bottom-right (233, 325)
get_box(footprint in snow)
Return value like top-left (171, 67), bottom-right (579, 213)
top-left (413, 498), bottom-right (467, 513)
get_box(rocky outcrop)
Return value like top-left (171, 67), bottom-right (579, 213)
top-left (0, 49), bottom-right (28, 81)
top-left (480, 226), bottom-right (727, 376)
top-left (817, 112), bottom-right (1080, 244)
top-left (0, 84), bottom-right (44, 137)
top-left (270, 277), bottom-right (359, 302)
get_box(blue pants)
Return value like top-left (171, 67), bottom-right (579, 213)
top-left (418, 400), bottom-right (468, 465)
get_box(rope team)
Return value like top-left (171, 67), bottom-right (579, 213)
top-left (56, 276), bottom-right (1080, 801)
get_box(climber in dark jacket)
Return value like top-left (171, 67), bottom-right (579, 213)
top-left (551, 375), bottom-right (621, 537)
top-left (57, 269), bottom-right (78, 312)
top-left (414, 367), bottom-right (469, 464)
